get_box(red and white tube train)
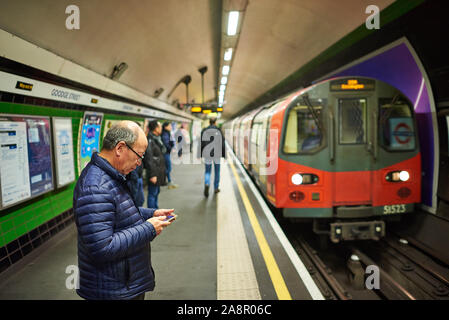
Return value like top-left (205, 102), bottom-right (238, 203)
top-left (223, 77), bottom-right (421, 242)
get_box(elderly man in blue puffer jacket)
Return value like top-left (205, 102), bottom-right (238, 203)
top-left (73, 120), bottom-right (175, 300)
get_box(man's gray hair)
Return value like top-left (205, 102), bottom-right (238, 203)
top-left (102, 124), bottom-right (138, 150)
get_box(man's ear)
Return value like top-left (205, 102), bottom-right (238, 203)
top-left (115, 141), bottom-right (126, 157)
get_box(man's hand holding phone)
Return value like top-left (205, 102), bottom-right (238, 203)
top-left (148, 208), bottom-right (177, 235)
top-left (147, 216), bottom-right (171, 235)
top-left (153, 208), bottom-right (175, 219)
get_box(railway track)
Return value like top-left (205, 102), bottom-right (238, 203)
top-left (281, 220), bottom-right (449, 300)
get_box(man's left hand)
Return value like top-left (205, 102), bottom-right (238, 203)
top-left (153, 208), bottom-right (175, 217)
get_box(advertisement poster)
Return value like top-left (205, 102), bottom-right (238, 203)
top-left (0, 115), bottom-right (54, 210)
top-left (53, 117), bottom-right (75, 187)
top-left (0, 121), bottom-right (31, 209)
top-left (79, 112), bottom-right (103, 172)
top-left (25, 117), bottom-right (54, 197)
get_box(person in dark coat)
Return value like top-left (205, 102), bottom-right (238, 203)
top-left (144, 120), bottom-right (166, 209)
top-left (73, 120), bottom-right (175, 300)
top-left (161, 122), bottom-right (178, 189)
top-left (200, 118), bottom-right (226, 197)
top-left (126, 163), bottom-right (144, 207)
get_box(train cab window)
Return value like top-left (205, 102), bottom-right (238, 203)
top-left (339, 98), bottom-right (367, 144)
top-left (379, 101), bottom-right (416, 151)
top-left (283, 104), bottom-right (323, 154)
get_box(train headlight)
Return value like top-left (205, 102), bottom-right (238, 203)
top-left (399, 171), bottom-right (410, 182)
top-left (386, 171), bottom-right (410, 182)
top-left (291, 173), bottom-right (319, 185)
top-left (291, 173), bottom-right (303, 185)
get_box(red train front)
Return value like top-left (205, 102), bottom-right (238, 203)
top-left (225, 77), bottom-right (421, 243)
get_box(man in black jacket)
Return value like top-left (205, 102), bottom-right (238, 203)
top-left (161, 122), bottom-right (178, 189)
top-left (200, 118), bottom-right (225, 197)
top-left (144, 120), bottom-right (166, 208)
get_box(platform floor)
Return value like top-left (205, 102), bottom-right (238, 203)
top-left (0, 149), bottom-right (323, 300)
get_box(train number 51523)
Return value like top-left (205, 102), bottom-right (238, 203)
top-left (383, 204), bottom-right (406, 214)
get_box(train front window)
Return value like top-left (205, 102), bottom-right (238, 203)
top-left (338, 98), bottom-right (367, 145)
top-left (283, 103), bottom-right (323, 154)
top-left (379, 101), bottom-right (416, 151)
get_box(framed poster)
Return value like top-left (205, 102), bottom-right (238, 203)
top-left (0, 114), bottom-right (54, 210)
top-left (52, 117), bottom-right (75, 188)
top-left (78, 112), bottom-right (103, 173)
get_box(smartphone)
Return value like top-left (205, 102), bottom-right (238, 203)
top-left (164, 215), bottom-right (177, 222)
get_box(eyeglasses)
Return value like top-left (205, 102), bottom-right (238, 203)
top-left (125, 142), bottom-right (145, 162)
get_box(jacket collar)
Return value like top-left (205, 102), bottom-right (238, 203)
top-left (91, 152), bottom-right (127, 183)
top-left (149, 132), bottom-right (163, 146)
top-left (148, 131), bottom-right (159, 140)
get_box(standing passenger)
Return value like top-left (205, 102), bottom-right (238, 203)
top-left (126, 163), bottom-right (144, 207)
top-left (161, 122), bottom-right (178, 189)
top-left (200, 118), bottom-right (226, 197)
top-left (144, 120), bottom-right (166, 208)
top-left (73, 120), bottom-right (175, 300)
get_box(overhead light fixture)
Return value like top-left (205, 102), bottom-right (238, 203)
top-left (227, 11), bottom-right (239, 36)
top-left (219, 85), bottom-right (226, 92)
top-left (222, 65), bottom-right (230, 75)
top-left (224, 48), bottom-right (233, 61)
top-left (153, 87), bottom-right (164, 98)
top-left (110, 62), bottom-right (128, 80)
top-left (221, 77), bottom-right (228, 85)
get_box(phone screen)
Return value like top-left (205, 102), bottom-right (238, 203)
top-left (165, 215), bottom-right (176, 222)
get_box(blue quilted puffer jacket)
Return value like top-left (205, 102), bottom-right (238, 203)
top-left (73, 152), bottom-right (157, 300)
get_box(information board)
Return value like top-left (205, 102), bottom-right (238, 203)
top-left (79, 112), bottom-right (103, 172)
top-left (0, 115), bottom-right (54, 210)
top-left (52, 117), bottom-right (76, 188)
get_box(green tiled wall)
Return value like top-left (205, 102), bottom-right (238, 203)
top-left (0, 102), bottom-right (146, 247)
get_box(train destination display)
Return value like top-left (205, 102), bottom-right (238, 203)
top-left (53, 117), bottom-right (75, 188)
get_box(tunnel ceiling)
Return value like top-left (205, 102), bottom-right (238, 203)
top-left (0, 0), bottom-right (394, 119)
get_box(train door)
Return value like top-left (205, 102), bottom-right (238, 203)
top-left (329, 92), bottom-right (375, 206)
top-left (257, 116), bottom-right (269, 189)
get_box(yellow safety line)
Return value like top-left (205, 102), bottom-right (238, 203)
top-left (227, 158), bottom-right (292, 300)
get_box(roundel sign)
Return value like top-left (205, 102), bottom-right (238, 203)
top-left (393, 122), bottom-right (412, 144)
